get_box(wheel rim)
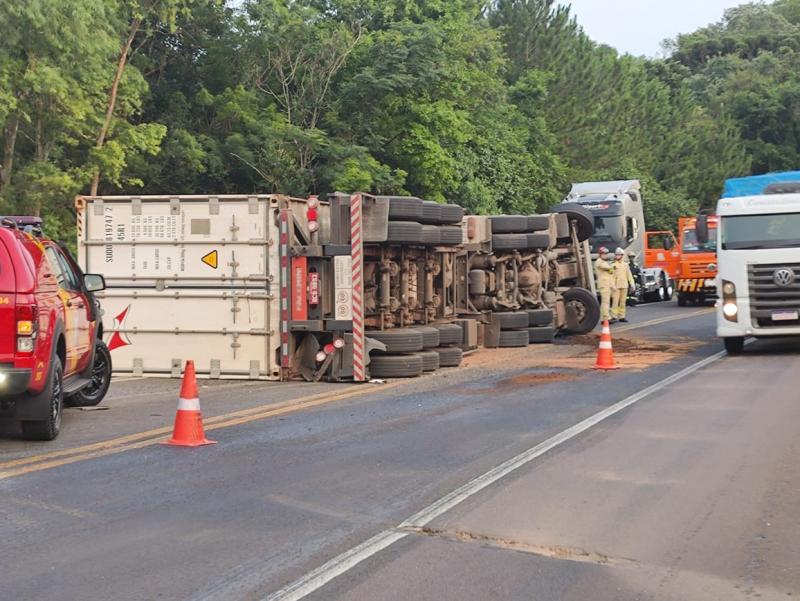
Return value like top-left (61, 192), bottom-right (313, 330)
top-left (82, 350), bottom-right (109, 401)
top-left (566, 299), bottom-right (587, 327)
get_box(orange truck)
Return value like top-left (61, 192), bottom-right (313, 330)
top-left (645, 216), bottom-right (718, 306)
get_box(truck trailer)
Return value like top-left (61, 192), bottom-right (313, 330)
top-left (77, 193), bottom-right (600, 381)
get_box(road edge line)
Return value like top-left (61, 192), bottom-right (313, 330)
top-left (264, 349), bottom-right (727, 601)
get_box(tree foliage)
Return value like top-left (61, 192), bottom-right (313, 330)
top-left (0, 0), bottom-right (794, 241)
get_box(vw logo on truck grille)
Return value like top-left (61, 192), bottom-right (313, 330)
top-left (773, 267), bottom-right (796, 287)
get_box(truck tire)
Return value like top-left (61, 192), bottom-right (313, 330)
top-left (469, 270), bottom-right (487, 295)
top-left (527, 308), bottom-right (554, 327)
top-left (498, 329), bottom-right (529, 348)
top-left (528, 215), bottom-right (551, 231)
top-left (439, 226), bottom-right (462, 245)
top-left (441, 204), bottom-right (465, 224)
top-left (433, 323), bottom-right (463, 346)
top-left (387, 197), bottom-right (424, 221)
top-left (369, 354), bottom-right (424, 378)
top-left (526, 232), bottom-right (552, 250)
top-left (563, 287), bottom-right (601, 335)
top-left (436, 345), bottom-right (463, 367)
top-left (421, 225), bottom-right (441, 245)
top-left (387, 221), bottom-right (423, 244)
top-left (528, 326), bottom-right (555, 344)
top-left (724, 337), bottom-right (745, 355)
top-left (65, 341), bottom-right (112, 408)
top-left (490, 215), bottom-right (529, 234)
top-left (367, 329), bottom-right (424, 353)
top-left (21, 356), bottom-right (64, 441)
top-left (412, 326), bottom-right (440, 349)
top-left (495, 311), bottom-right (529, 330)
top-left (551, 203), bottom-right (595, 243)
top-left (419, 350), bottom-right (440, 372)
top-left (420, 201), bottom-right (443, 224)
top-left (492, 233), bottom-right (528, 250)
top-left (677, 292), bottom-right (688, 307)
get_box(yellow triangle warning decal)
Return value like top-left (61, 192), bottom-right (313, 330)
top-left (201, 250), bottom-right (218, 269)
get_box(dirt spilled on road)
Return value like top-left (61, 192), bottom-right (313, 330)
top-left (461, 333), bottom-right (702, 373)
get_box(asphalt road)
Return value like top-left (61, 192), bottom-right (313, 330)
top-left (1, 302), bottom-right (797, 600)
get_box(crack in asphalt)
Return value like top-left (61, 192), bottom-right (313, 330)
top-left (399, 525), bottom-right (640, 568)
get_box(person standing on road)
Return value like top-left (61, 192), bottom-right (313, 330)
top-left (611, 247), bottom-right (636, 323)
top-left (595, 246), bottom-right (614, 322)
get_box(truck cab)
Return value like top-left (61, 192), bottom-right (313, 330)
top-left (715, 171), bottom-right (800, 354)
top-left (675, 216), bottom-right (718, 306)
top-left (563, 180), bottom-right (673, 303)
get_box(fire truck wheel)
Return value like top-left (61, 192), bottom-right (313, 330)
top-left (441, 204), bottom-right (465, 224)
top-left (387, 221), bottom-right (424, 244)
top-left (563, 287), bottom-right (601, 335)
top-left (366, 328), bottom-right (424, 353)
top-left (494, 311), bottom-right (529, 330)
top-left (526, 232), bottom-right (552, 250)
top-left (439, 226), bottom-right (463, 245)
top-left (421, 225), bottom-right (441, 245)
top-left (528, 326), bottom-right (555, 344)
top-left (433, 323), bottom-right (463, 346)
top-left (369, 354), bottom-right (424, 378)
top-left (498, 329), bottom-right (530, 348)
top-left (413, 327), bottom-right (441, 349)
top-left (550, 203), bottom-right (595, 243)
top-left (469, 270), bottom-right (487, 295)
top-left (527, 215), bottom-right (551, 231)
top-left (419, 350), bottom-right (441, 372)
top-left (527, 308), bottom-right (554, 327)
top-left (420, 201), bottom-right (443, 224)
top-left (677, 293), bottom-right (688, 307)
top-left (436, 346), bottom-right (463, 367)
top-left (387, 197), bottom-right (424, 220)
top-left (21, 356), bottom-right (63, 441)
top-left (490, 215), bottom-right (529, 234)
top-left (491, 233), bottom-right (529, 250)
top-left (65, 341), bottom-right (112, 407)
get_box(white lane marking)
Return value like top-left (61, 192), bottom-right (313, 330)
top-left (615, 308), bottom-right (712, 333)
top-left (264, 350), bottom-right (728, 601)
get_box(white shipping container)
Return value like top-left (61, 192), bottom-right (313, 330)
top-left (76, 194), bottom-right (318, 380)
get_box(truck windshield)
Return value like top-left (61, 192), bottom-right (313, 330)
top-left (591, 216), bottom-right (624, 245)
top-left (682, 228), bottom-right (717, 253)
top-left (721, 213), bottom-right (800, 250)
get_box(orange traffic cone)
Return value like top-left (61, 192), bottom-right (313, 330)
top-left (593, 320), bottom-right (620, 370)
top-left (163, 361), bottom-right (216, 447)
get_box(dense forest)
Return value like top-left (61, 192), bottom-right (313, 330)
top-left (1, 0), bottom-right (799, 240)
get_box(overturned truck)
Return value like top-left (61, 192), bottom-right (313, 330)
top-left (77, 193), bottom-right (600, 381)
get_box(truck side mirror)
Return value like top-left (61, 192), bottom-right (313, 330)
top-left (695, 215), bottom-right (709, 244)
top-left (663, 236), bottom-right (674, 251)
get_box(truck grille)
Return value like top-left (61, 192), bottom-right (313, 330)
top-left (748, 263), bottom-right (800, 327)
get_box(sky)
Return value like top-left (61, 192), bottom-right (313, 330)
top-left (561, 0), bottom-right (744, 57)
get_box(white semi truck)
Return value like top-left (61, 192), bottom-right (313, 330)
top-left (560, 180), bottom-right (674, 303)
top-left (711, 171), bottom-right (800, 354)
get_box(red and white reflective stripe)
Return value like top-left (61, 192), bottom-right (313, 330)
top-left (279, 210), bottom-right (290, 372)
top-left (350, 194), bottom-right (365, 382)
top-left (177, 396), bottom-right (201, 411)
top-left (599, 340), bottom-right (613, 350)
top-left (601, 324), bottom-right (611, 335)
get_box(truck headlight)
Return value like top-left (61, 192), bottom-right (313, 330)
top-left (721, 280), bottom-right (738, 323)
top-left (723, 303), bottom-right (738, 318)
